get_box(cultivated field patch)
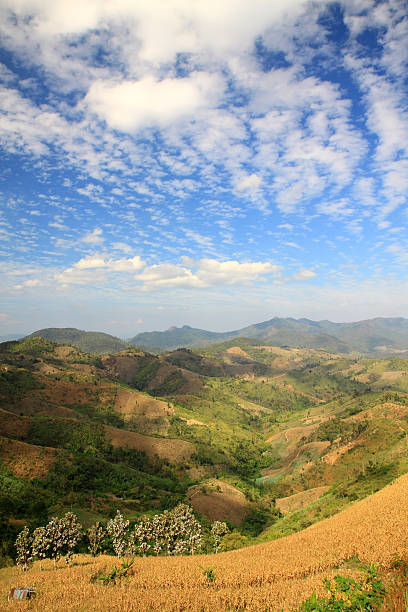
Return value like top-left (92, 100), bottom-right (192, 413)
top-left (187, 479), bottom-right (250, 525)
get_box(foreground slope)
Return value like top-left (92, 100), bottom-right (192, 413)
top-left (2, 473), bottom-right (408, 611)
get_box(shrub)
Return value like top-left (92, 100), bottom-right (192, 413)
top-left (107, 510), bottom-right (129, 558)
top-left (87, 522), bottom-right (105, 557)
top-left (15, 526), bottom-right (32, 571)
top-left (211, 521), bottom-right (229, 553)
top-left (299, 565), bottom-right (386, 611)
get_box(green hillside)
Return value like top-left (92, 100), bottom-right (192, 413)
top-left (128, 325), bottom-right (234, 351)
top-left (26, 328), bottom-right (130, 354)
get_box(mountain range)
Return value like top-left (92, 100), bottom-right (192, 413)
top-left (128, 317), bottom-right (408, 354)
top-left (24, 316), bottom-right (408, 355)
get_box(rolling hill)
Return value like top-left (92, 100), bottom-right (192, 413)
top-left (26, 328), bottom-right (130, 354)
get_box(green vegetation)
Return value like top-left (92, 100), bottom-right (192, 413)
top-left (25, 328), bottom-right (129, 354)
top-left (299, 564), bottom-right (386, 611)
top-left (2, 334), bottom-right (408, 568)
top-left (91, 558), bottom-right (135, 584)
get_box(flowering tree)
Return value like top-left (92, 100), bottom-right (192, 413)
top-left (130, 504), bottom-right (202, 557)
top-left (211, 521), bottom-right (229, 553)
top-left (43, 512), bottom-right (82, 568)
top-left (15, 526), bottom-right (33, 571)
top-left (87, 522), bottom-right (105, 557)
top-left (107, 510), bottom-right (129, 557)
top-left (60, 512), bottom-right (82, 564)
top-left (129, 519), bottom-right (153, 556)
top-left (32, 526), bottom-right (48, 569)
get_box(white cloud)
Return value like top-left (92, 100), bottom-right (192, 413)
top-left (196, 259), bottom-right (281, 285)
top-left (65, 253), bottom-right (145, 274)
top-left (108, 256), bottom-right (145, 272)
top-left (292, 269), bottom-right (316, 281)
top-left (135, 263), bottom-right (205, 289)
top-left (81, 228), bottom-right (104, 244)
top-left (236, 174), bottom-right (262, 192)
top-left (85, 72), bottom-right (224, 132)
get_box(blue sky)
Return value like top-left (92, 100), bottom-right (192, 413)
top-left (0, 0), bottom-right (407, 337)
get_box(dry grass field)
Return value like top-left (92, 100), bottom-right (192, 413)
top-left (2, 472), bottom-right (408, 611)
top-left (104, 425), bottom-right (195, 463)
top-left (0, 438), bottom-right (58, 479)
top-left (187, 479), bottom-right (250, 525)
top-left (276, 485), bottom-right (330, 514)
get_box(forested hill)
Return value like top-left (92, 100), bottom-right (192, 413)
top-left (26, 328), bottom-right (130, 354)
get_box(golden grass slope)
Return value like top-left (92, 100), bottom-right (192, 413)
top-left (276, 485), bottom-right (330, 515)
top-left (104, 425), bottom-right (195, 463)
top-left (2, 472), bottom-right (408, 611)
top-left (0, 437), bottom-right (58, 479)
top-left (187, 479), bottom-right (250, 525)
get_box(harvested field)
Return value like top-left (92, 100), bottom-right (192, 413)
top-left (322, 440), bottom-right (361, 465)
top-left (276, 485), bottom-right (330, 514)
top-left (7, 396), bottom-right (78, 419)
top-left (267, 423), bottom-right (322, 450)
top-left (186, 479), bottom-right (250, 525)
top-left (2, 473), bottom-right (408, 611)
top-left (114, 388), bottom-right (173, 434)
top-left (0, 408), bottom-right (29, 439)
top-left (0, 437), bottom-right (58, 479)
top-left (53, 346), bottom-right (77, 359)
top-left (33, 361), bottom-right (63, 375)
top-left (104, 425), bottom-right (195, 463)
top-left (225, 346), bottom-right (253, 360)
top-left (379, 371), bottom-right (408, 383)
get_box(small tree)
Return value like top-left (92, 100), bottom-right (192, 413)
top-left (43, 512), bottom-right (82, 568)
top-left (32, 526), bottom-right (48, 570)
top-left (15, 526), bottom-right (33, 571)
top-left (60, 512), bottom-right (82, 564)
top-left (43, 517), bottom-right (65, 568)
top-left (159, 504), bottom-right (202, 556)
top-left (87, 522), bottom-right (105, 557)
top-left (130, 520), bottom-right (153, 557)
top-left (211, 521), bottom-right (229, 553)
top-left (107, 510), bottom-right (129, 558)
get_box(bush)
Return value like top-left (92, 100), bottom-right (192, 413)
top-left (299, 565), bottom-right (386, 611)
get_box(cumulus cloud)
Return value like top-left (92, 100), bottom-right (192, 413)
top-left (236, 173), bottom-right (262, 193)
top-left (135, 263), bottom-right (205, 289)
top-left (196, 259), bottom-right (280, 285)
top-left (292, 269), bottom-right (316, 281)
top-left (53, 256), bottom-right (280, 290)
top-left (81, 229), bottom-right (104, 244)
top-left (74, 254), bottom-right (145, 272)
top-left (85, 72), bottom-right (224, 131)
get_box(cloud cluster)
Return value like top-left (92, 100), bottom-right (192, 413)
top-left (0, 0), bottom-right (407, 332)
top-left (53, 255), bottom-right (282, 291)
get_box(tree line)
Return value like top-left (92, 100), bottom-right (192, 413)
top-left (15, 505), bottom-right (229, 570)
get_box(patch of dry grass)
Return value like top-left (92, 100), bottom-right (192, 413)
top-left (0, 437), bottom-right (58, 479)
top-left (104, 425), bottom-right (195, 463)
